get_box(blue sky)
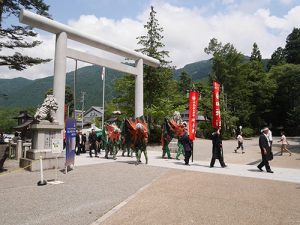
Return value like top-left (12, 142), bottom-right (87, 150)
top-left (1, 0), bottom-right (300, 79)
top-left (44, 0), bottom-right (299, 22)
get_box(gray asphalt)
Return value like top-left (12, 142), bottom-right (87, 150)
top-left (0, 162), bottom-right (168, 225)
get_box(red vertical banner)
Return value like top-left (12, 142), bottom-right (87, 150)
top-left (212, 81), bottom-right (221, 129)
top-left (188, 90), bottom-right (199, 141)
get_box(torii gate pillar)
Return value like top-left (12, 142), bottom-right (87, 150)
top-left (53, 32), bottom-right (67, 125)
top-left (135, 58), bottom-right (143, 119)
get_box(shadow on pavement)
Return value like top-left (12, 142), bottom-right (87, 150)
top-left (116, 160), bottom-right (138, 165)
top-left (191, 163), bottom-right (211, 168)
top-left (0, 168), bottom-right (8, 173)
top-left (247, 160), bottom-right (261, 165)
top-left (248, 169), bottom-right (263, 173)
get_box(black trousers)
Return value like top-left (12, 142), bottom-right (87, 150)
top-left (76, 144), bottom-right (81, 155)
top-left (258, 154), bottom-right (271, 171)
top-left (184, 151), bottom-right (191, 165)
top-left (210, 157), bottom-right (226, 167)
top-left (82, 143), bottom-right (86, 153)
top-left (89, 142), bottom-right (98, 156)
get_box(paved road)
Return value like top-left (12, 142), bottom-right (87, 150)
top-left (0, 162), bottom-right (168, 225)
top-left (99, 170), bottom-right (300, 225)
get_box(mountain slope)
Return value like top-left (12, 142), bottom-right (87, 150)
top-left (174, 59), bottom-right (212, 80)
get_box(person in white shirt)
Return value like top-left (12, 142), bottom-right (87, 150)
top-left (267, 129), bottom-right (273, 151)
top-left (278, 131), bottom-right (292, 156)
top-left (235, 132), bottom-right (244, 154)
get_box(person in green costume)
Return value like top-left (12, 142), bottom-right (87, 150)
top-left (135, 122), bottom-right (148, 165)
top-left (161, 121), bottom-right (173, 159)
top-left (175, 122), bottom-right (187, 160)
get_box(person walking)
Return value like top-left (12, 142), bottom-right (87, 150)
top-left (161, 126), bottom-right (172, 159)
top-left (75, 130), bottom-right (81, 156)
top-left (278, 131), bottom-right (292, 156)
top-left (76, 130), bottom-right (85, 155)
top-left (235, 132), bottom-right (244, 154)
top-left (88, 129), bottom-right (98, 157)
top-left (178, 131), bottom-right (192, 165)
top-left (176, 123), bottom-right (187, 160)
top-left (267, 128), bottom-right (273, 151)
top-left (82, 133), bottom-right (87, 153)
top-left (210, 128), bottom-right (227, 168)
top-left (257, 127), bottom-right (273, 173)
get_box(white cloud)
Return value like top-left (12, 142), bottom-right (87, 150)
top-left (1, 1), bottom-right (300, 79)
top-left (222, 0), bottom-right (235, 5)
top-left (279, 0), bottom-right (294, 5)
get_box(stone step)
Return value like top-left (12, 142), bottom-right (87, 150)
top-left (19, 157), bottom-right (65, 171)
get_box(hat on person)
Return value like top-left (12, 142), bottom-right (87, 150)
top-left (261, 127), bottom-right (269, 132)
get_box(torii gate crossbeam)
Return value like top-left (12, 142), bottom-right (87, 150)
top-left (19, 9), bottom-right (160, 126)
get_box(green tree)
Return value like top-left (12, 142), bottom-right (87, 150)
top-left (267, 47), bottom-right (286, 71)
top-left (45, 86), bottom-right (74, 117)
top-left (178, 71), bottom-right (192, 95)
top-left (250, 42), bottom-right (262, 62)
top-left (204, 38), bottom-right (245, 132)
top-left (204, 38), bottom-right (244, 92)
top-left (136, 5), bottom-right (174, 118)
top-left (113, 5), bottom-right (186, 135)
top-left (113, 74), bottom-right (135, 117)
top-left (0, 0), bottom-right (51, 71)
top-left (285, 28), bottom-right (300, 64)
top-left (269, 64), bottom-right (300, 135)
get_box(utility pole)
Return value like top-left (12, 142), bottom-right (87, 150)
top-left (101, 67), bottom-right (106, 130)
top-left (73, 60), bottom-right (77, 119)
top-left (81, 91), bottom-right (86, 129)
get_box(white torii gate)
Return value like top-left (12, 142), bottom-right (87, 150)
top-left (19, 10), bottom-right (160, 126)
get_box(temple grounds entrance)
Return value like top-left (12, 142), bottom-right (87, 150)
top-left (19, 9), bottom-right (160, 126)
top-left (18, 10), bottom-right (159, 170)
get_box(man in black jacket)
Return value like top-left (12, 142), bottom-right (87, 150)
top-left (88, 129), bottom-right (98, 157)
top-left (257, 127), bottom-right (273, 173)
top-left (178, 131), bottom-right (192, 165)
top-left (210, 128), bottom-right (227, 168)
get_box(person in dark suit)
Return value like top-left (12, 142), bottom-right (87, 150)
top-left (76, 130), bottom-right (85, 155)
top-left (257, 127), bottom-right (273, 173)
top-left (82, 134), bottom-right (87, 153)
top-left (210, 128), bottom-right (227, 168)
top-left (88, 129), bottom-right (98, 157)
top-left (178, 131), bottom-right (192, 165)
top-left (75, 130), bottom-right (81, 156)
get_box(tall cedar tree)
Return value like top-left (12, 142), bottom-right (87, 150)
top-left (0, 0), bottom-right (51, 71)
top-left (136, 6), bottom-right (172, 109)
top-left (285, 27), bottom-right (300, 64)
top-left (267, 47), bottom-right (286, 71)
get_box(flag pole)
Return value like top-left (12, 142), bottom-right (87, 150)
top-left (102, 67), bottom-right (106, 130)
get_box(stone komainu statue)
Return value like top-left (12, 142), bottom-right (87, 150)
top-left (34, 95), bottom-right (58, 123)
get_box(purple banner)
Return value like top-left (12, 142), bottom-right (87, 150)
top-left (65, 118), bottom-right (76, 167)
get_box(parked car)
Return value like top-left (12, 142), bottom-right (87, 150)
top-left (3, 134), bottom-right (14, 143)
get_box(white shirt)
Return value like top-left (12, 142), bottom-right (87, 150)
top-left (267, 130), bottom-right (273, 142)
top-left (280, 135), bottom-right (287, 145)
top-left (237, 134), bottom-right (243, 142)
top-left (263, 133), bottom-right (271, 147)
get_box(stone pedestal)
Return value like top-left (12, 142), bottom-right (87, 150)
top-left (20, 122), bottom-right (65, 171)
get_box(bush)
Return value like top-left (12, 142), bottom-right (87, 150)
top-left (197, 122), bottom-right (214, 139)
top-left (148, 125), bottom-right (161, 144)
top-left (242, 127), bottom-right (254, 137)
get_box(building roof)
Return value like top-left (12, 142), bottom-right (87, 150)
top-left (14, 120), bottom-right (33, 130)
top-left (83, 106), bottom-right (103, 117)
top-left (13, 111), bottom-right (32, 119)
